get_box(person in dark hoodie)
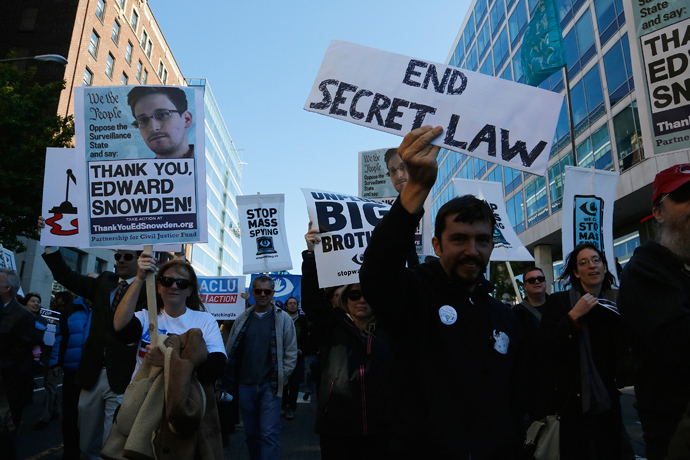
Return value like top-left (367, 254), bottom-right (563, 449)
top-left (302, 225), bottom-right (393, 460)
top-left (360, 126), bottom-right (523, 459)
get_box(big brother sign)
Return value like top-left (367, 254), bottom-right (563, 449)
top-left (305, 41), bottom-right (563, 177)
top-left (303, 189), bottom-right (390, 288)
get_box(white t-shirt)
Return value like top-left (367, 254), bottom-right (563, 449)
top-left (132, 308), bottom-right (227, 377)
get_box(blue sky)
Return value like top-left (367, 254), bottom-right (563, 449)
top-left (151, 0), bottom-right (471, 273)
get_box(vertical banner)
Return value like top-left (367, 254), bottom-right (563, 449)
top-left (41, 148), bottom-right (86, 248)
top-left (73, 86), bottom-right (207, 247)
top-left (302, 189), bottom-right (390, 288)
top-left (562, 166), bottom-right (619, 283)
top-left (622, 1), bottom-right (690, 154)
top-left (453, 179), bottom-right (535, 262)
top-left (198, 276), bottom-right (246, 320)
top-left (249, 273), bottom-right (302, 309)
top-left (237, 194), bottom-right (292, 274)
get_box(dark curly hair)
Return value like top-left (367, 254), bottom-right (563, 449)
top-left (559, 242), bottom-right (615, 293)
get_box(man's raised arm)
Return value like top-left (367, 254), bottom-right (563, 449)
top-left (398, 125), bottom-right (443, 214)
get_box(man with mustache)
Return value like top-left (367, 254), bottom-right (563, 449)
top-left (619, 163), bottom-right (690, 460)
top-left (360, 126), bottom-right (523, 459)
top-left (384, 148), bottom-right (408, 194)
top-left (127, 86), bottom-right (194, 159)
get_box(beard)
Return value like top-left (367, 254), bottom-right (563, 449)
top-left (448, 256), bottom-right (489, 287)
top-left (660, 209), bottom-right (690, 262)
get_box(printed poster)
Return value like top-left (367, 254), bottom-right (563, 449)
top-left (237, 194), bottom-right (292, 274)
top-left (302, 188), bottom-right (390, 288)
top-left (73, 85), bottom-right (207, 247)
top-left (623, 0), bottom-right (690, 154)
top-left (453, 179), bottom-right (535, 262)
top-left (198, 276), bottom-right (246, 320)
top-left (305, 40), bottom-right (563, 176)
top-left (562, 166), bottom-right (619, 283)
top-left (39, 307), bottom-right (61, 347)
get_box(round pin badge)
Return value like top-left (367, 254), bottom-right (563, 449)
top-left (438, 305), bottom-right (458, 325)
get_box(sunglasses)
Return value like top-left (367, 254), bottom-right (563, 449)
top-left (114, 253), bottom-right (134, 262)
top-left (347, 290), bottom-right (363, 301)
top-left (524, 276), bottom-right (546, 284)
top-left (253, 288), bottom-right (274, 296)
top-left (159, 277), bottom-right (192, 289)
top-left (661, 183), bottom-right (690, 204)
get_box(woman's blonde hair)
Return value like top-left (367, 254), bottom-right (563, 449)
top-left (337, 284), bottom-right (376, 338)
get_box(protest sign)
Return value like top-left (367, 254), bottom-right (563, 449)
top-left (302, 188), bottom-right (390, 288)
top-left (453, 179), bottom-right (535, 262)
top-left (199, 276), bottom-right (246, 320)
top-left (305, 40), bottom-right (563, 176)
top-left (73, 86), bottom-right (207, 247)
top-left (562, 166), bottom-right (619, 283)
top-left (249, 273), bottom-right (302, 310)
top-left (622, 1), bottom-right (690, 155)
top-left (237, 194), bottom-right (292, 274)
top-left (40, 307), bottom-right (61, 347)
top-left (0, 247), bottom-right (18, 271)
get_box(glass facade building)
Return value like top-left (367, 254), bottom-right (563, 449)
top-left (186, 79), bottom-right (243, 276)
top-left (433, 0), bottom-right (676, 283)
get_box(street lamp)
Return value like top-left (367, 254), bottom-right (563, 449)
top-left (0, 54), bottom-right (68, 67)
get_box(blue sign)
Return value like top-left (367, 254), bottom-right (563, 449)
top-left (249, 273), bottom-right (302, 309)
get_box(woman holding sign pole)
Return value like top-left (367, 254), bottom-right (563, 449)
top-left (537, 243), bottom-right (632, 459)
top-left (302, 224), bottom-right (393, 460)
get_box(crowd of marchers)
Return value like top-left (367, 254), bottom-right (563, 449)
top-left (0, 126), bottom-right (689, 460)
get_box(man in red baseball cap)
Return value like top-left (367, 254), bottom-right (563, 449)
top-left (618, 163), bottom-right (690, 460)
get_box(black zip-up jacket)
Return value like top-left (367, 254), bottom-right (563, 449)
top-left (301, 250), bottom-right (392, 436)
top-left (360, 197), bottom-right (523, 459)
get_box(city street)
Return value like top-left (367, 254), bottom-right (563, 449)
top-left (17, 375), bottom-right (647, 459)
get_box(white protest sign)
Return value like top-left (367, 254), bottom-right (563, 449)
top-left (302, 189), bottom-right (390, 288)
top-left (237, 194), bottom-right (292, 274)
top-left (74, 86), bottom-right (207, 247)
top-left (453, 179), bottom-right (535, 262)
top-left (40, 307), bottom-right (61, 347)
top-left (562, 166), bottom-right (619, 283)
top-left (305, 40), bottom-right (563, 176)
top-left (199, 276), bottom-right (246, 320)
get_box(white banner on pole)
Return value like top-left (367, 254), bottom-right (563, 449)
top-left (305, 40), bottom-right (563, 176)
top-left (562, 166), bottom-right (619, 283)
top-left (198, 276), bottom-right (246, 320)
top-left (453, 179), bottom-right (535, 262)
top-left (302, 188), bottom-right (390, 288)
top-left (237, 194), bottom-right (292, 274)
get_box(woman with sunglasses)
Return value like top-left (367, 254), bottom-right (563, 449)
top-left (302, 225), bottom-right (393, 460)
top-left (111, 253), bottom-right (227, 458)
top-left (536, 243), bottom-right (632, 459)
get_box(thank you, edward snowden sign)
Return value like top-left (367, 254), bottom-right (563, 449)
top-left (304, 40), bottom-right (564, 177)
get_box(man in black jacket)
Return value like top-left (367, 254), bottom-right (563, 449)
top-left (41, 243), bottom-right (145, 460)
top-left (360, 126), bottom-right (523, 458)
top-left (619, 163), bottom-right (690, 460)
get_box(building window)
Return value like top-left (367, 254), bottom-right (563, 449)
top-left (96, 0), bottom-right (106, 22)
top-left (508, 0), bottom-right (528, 47)
top-left (551, 99), bottom-right (571, 155)
top-left (140, 30), bottom-right (148, 49)
top-left (464, 12), bottom-right (476, 46)
top-left (455, 35), bottom-right (466, 66)
top-left (501, 62), bottom-right (513, 80)
top-left (130, 9), bottom-right (138, 30)
top-left (511, 45), bottom-right (524, 82)
top-left (146, 40), bottom-right (153, 59)
top-left (466, 42), bottom-right (478, 71)
top-left (557, 0), bottom-right (587, 28)
top-left (614, 231), bottom-right (640, 267)
top-left (83, 67), bottom-right (94, 86)
top-left (105, 53), bottom-right (115, 79)
top-left (480, 53), bottom-right (494, 75)
top-left (121, 72), bottom-right (128, 85)
top-left (594, 0), bottom-right (626, 45)
top-left (570, 63), bottom-right (605, 137)
top-left (525, 176), bottom-right (548, 227)
top-left (493, 27), bottom-right (510, 72)
top-left (142, 68), bottom-right (148, 84)
top-left (547, 152), bottom-right (573, 212)
top-left (603, 34), bottom-right (634, 107)
top-left (563, 9), bottom-right (596, 77)
top-left (474, 159), bottom-right (487, 178)
top-left (528, 0), bottom-right (540, 13)
top-left (88, 31), bottom-right (100, 58)
top-left (115, 0), bottom-right (124, 8)
top-left (461, 159), bottom-right (473, 179)
top-left (158, 61), bottom-right (168, 84)
top-left (487, 165), bottom-right (503, 183)
top-left (477, 18), bottom-right (492, 62)
top-left (504, 167), bottom-right (522, 194)
top-left (475, 0), bottom-right (488, 26)
top-left (136, 60), bottom-right (143, 81)
top-left (125, 41), bottom-right (133, 64)
top-left (490, 0), bottom-right (506, 36)
top-left (613, 101), bottom-right (644, 172)
top-left (111, 19), bottom-right (121, 45)
top-left (506, 190), bottom-right (526, 233)
top-left (576, 124), bottom-right (613, 170)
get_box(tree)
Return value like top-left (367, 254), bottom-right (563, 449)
top-left (0, 61), bottom-right (74, 252)
top-left (490, 261), bottom-right (527, 304)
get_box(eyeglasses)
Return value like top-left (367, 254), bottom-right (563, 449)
top-left (386, 163), bottom-right (407, 177)
top-left (132, 109), bottom-right (180, 129)
top-left (577, 256), bottom-right (602, 267)
top-left (253, 288), bottom-right (274, 296)
top-left (524, 276), bottom-right (546, 284)
top-left (347, 290), bottom-right (363, 301)
top-left (114, 253), bottom-right (134, 262)
top-left (159, 277), bottom-right (192, 289)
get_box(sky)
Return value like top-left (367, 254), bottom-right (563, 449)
top-left (151, 0), bottom-right (472, 273)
